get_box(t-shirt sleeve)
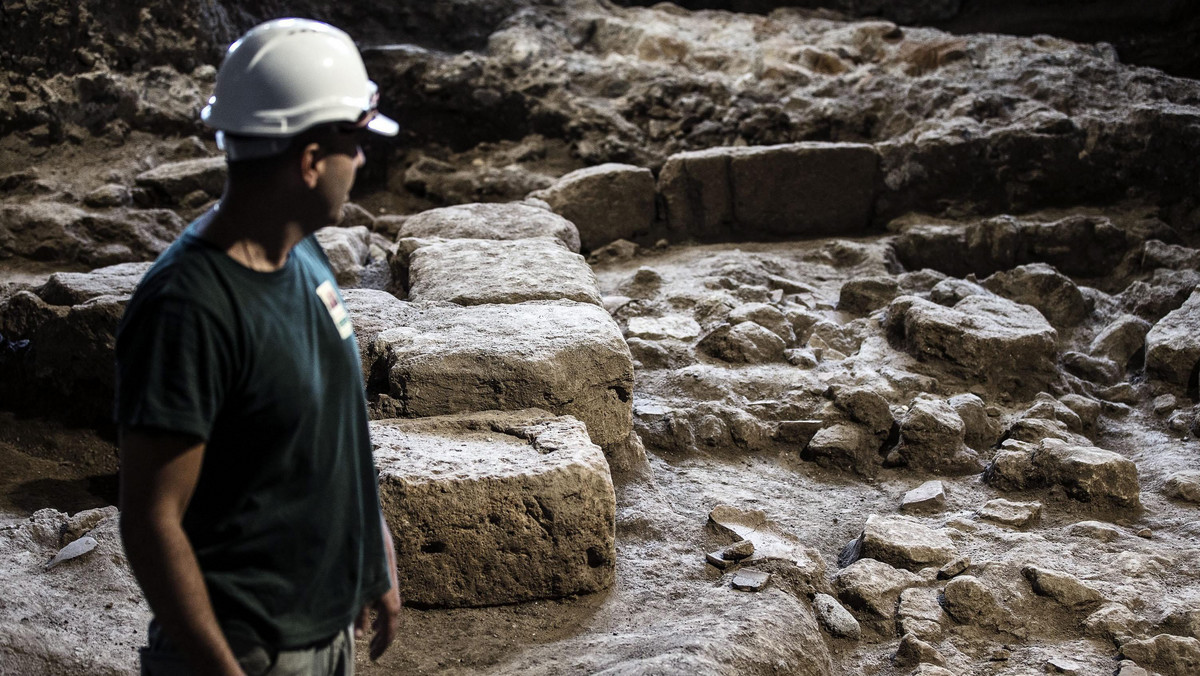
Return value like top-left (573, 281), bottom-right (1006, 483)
top-left (114, 295), bottom-right (233, 441)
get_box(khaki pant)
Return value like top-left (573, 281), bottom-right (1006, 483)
top-left (139, 620), bottom-right (354, 676)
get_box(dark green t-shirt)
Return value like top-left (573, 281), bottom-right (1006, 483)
top-left (115, 215), bottom-right (390, 649)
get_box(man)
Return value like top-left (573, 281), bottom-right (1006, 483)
top-left (116, 19), bottom-right (401, 675)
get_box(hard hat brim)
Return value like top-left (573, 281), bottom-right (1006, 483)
top-left (366, 113), bottom-right (400, 137)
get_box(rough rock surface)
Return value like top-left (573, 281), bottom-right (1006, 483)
top-left (834, 557), bottom-right (920, 617)
top-left (811, 592), bottom-right (861, 639)
top-left (406, 237), bottom-right (602, 307)
top-left (397, 202), bottom-right (581, 253)
top-left (985, 438), bottom-right (1142, 509)
top-left (0, 202), bottom-right (186, 266)
top-left (1120, 634), bottom-right (1200, 676)
top-left (1144, 287), bottom-right (1200, 385)
top-left (529, 163), bottom-right (655, 252)
top-left (345, 290), bottom-right (633, 449)
top-left (980, 262), bottom-right (1089, 328)
top-left (659, 142), bottom-right (878, 241)
top-left (845, 514), bottom-right (958, 571)
top-left (371, 410), bottom-right (615, 607)
top-left (885, 294), bottom-right (1058, 393)
top-left (0, 509), bottom-right (148, 675)
top-left (893, 396), bottom-right (980, 473)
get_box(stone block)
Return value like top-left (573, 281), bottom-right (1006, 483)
top-left (847, 514), bottom-right (958, 571)
top-left (659, 143), bottom-right (878, 241)
top-left (398, 202), bottom-right (581, 253)
top-left (530, 163), bottom-right (655, 251)
top-left (314, 226), bottom-right (371, 287)
top-left (371, 410), bottom-right (615, 607)
top-left (406, 238), bottom-right (601, 307)
top-left (344, 290), bottom-right (633, 448)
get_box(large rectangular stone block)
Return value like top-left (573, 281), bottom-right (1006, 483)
top-left (372, 410), bottom-right (616, 608)
top-left (344, 290), bottom-right (633, 447)
top-left (405, 237), bottom-right (602, 307)
top-left (658, 142), bottom-right (878, 241)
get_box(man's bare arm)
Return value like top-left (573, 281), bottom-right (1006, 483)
top-left (119, 428), bottom-right (245, 676)
top-left (356, 513), bottom-right (402, 660)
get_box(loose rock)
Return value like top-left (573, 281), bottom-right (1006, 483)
top-left (812, 592), bottom-right (861, 640)
top-left (977, 499), bottom-right (1042, 529)
top-left (1144, 287), bottom-right (1200, 385)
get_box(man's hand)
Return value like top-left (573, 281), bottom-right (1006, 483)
top-left (355, 515), bottom-right (401, 660)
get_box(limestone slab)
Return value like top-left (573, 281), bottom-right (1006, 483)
top-left (344, 290), bottom-right (633, 448)
top-left (406, 237), bottom-right (601, 307)
top-left (372, 410), bottom-right (615, 608)
top-left (398, 202), bottom-right (581, 253)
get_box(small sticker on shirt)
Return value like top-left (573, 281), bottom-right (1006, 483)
top-left (315, 280), bottom-right (353, 340)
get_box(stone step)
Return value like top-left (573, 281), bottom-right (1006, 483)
top-left (401, 237), bottom-right (602, 307)
top-left (345, 290), bottom-right (633, 450)
top-left (371, 409), bottom-right (615, 608)
top-left (397, 201), bottom-right (581, 253)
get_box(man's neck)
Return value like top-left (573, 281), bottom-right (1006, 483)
top-left (197, 194), bottom-right (314, 272)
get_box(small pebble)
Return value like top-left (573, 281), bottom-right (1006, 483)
top-left (1137, 528), bottom-right (1152, 539)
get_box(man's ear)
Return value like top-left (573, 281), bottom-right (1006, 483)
top-left (300, 142), bottom-right (324, 189)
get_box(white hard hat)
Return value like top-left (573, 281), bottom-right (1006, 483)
top-left (201, 18), bottom-right (399, 160)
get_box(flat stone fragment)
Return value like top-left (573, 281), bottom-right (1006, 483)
top-left (937, 555), bottom-right (970, 580)
top-left (731, 568), bottom-right (771, 591)
top-left (901, 481), bottom-right (946, 513)
top-left (1022, 565), bottom-right (1104, 610)
top-left (706, 540), bottom-right (754, 569)
top-left (978, 498), bottom-right (1042, 529)
top-left (659, 142), bottom-right (878, 240)
top-left (1067, 521), bottom-right (1123, 542)
top-left (398, 202), bottom-right (581, 253)
top-left (625, 315), bottom-right (702, 341)
top-left (346, 291), bottom-right (633, 449)
top-left (529, 163), bottom-right (655, 251)
top-left (850, 514), bottom-right (959, 571)
top-left (812, 592), bottom-right (861, 639)
top-left (371, 410), bottom-right (615, 608)
top-left (406, 238), bottom-right (602, 307)
top-left (1163, 470), bottom-right (1200, 503)
top-left (1045, 657), bottom-right (1084, 674)
top-left (0, 510), bottom-right (149, 675)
